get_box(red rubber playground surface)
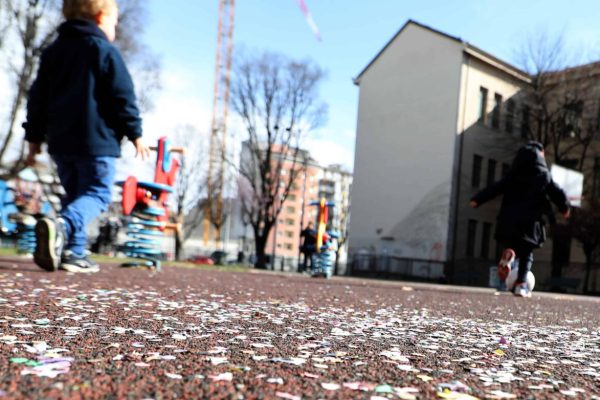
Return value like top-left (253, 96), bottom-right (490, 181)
top-left (0, 255), bottom-right (598, 399)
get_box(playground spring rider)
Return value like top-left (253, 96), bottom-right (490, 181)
top-left (1, 169), bottom-right (52, 254)
top-left (0, 181), bottom-right (19, 237)
top-left (12, 169), bottom-right (52, 254)
top-left (310, 198), bottom-right (338, 279)
top-left (116, 137), bottom-right (183, 270)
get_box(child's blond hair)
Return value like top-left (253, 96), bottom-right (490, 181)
top-left (62, 0), bottom-right (118, 20)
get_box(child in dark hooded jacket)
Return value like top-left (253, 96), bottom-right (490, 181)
top-left (469, 141), bottom-right (570, 297)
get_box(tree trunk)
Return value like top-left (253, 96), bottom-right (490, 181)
top-left (174, 211), bottom-right (184, 261)
top-left (583, 253), bottom-right (592, 294)
top-left (175, 231), bottom-right (183, 261)
top-left (254, 235), bottom-right (268, 269)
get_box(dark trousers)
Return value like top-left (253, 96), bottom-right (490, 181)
top-left (505, 241), bottom-right (535, 283)
top-left (302, 249), bottom-right (314, 271)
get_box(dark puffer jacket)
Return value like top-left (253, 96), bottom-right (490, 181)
top-left (471, 142), bottom-right (569, 247)
top-left (23, 19), bottom-right (142, 157)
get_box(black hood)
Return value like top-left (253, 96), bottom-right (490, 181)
top-left (58, 19), bottom-right (108, 41)
top-left (511, 141), bottom-right (549, 177)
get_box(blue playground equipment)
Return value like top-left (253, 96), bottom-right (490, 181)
top-left (116, 137), bottom-right (183, 271)
top-left (0, 171), bottom-right (52, 254)
top-left (0, 181), bottom-right (18, 236)
top-left (309, 198), bottom-right (339, 279)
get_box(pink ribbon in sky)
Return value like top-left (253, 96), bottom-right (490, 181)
top-left (295, 0), bottom-right (322, 41)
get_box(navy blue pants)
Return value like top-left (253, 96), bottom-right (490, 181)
top-left (53, 155), bottom-right (116, 256)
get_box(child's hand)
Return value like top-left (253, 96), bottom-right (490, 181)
top-left (26, 142), bottom-right (42, 166)
top-left (562, 209), bottom-right (571, 219)
top-left (469, 200), bottom-right (478, 208)
top-left (133, 138), bottom-right (151, 160)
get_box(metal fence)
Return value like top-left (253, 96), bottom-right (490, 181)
top-left (348, 253), bottom-right (446, 281)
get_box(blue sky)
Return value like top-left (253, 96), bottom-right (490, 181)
top-left (142, 0), bottom-right (600, 172)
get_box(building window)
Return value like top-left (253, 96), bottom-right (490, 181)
top-left (594, 157), bottom-right (600, 199)
top-left (505, 100), bottom-right (515, 133)
top-left (466, 219), bottom-right (477, 257)
top-left (481, 222), bottom-right (492, 259)
top-left (285, 218), bottom-right (294, 226)
top-left (284, 244), bottom-right (293, 251)
top-left (285, 231), bottom-right (294, 238)
top-left (495, 238), bottom-right (502, 261)
top-left (487, 159), bottom-right (497, 186)
top-left (502, 163), bottom-right (511, 177)
top-left (472, 154), bottom-right (483, 188)
top-left (562, 100), bottom-right (583, 138)
top-left (478, 87), bottom-right (488, 123)
top-left (286, 206), bottom-right (295, 214)
top-left (520, 105), bottom-right (530, 139)
top-left (287, 194), bottom-right (297, 201)
top-left (491, 93), bottom-right (502, 129)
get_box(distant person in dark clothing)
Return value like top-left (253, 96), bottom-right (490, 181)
top-left (470, 141), bottom-right (570, 298)
top-left (300, 221), bottom-right (317, 272)
top-left (23, 0), bottom-right (149, 273)
top-left (91, 216), bottom-right (120, 255)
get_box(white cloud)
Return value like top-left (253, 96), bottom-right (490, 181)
top-left (117, 63), bottom-right (214, 181)
top-left (303, 129), bottom-right (355, 172)
top-left (141, 65), bottom-right (213, 144)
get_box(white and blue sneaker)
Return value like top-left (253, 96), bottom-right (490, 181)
top-left (60, 250), bottom-right (100, 273)
top-left (513, 282), bottom-right (532, 298)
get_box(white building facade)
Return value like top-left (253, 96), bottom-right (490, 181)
top-left (349, 20), bottom-right (596, 289)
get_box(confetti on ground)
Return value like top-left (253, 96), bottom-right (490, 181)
top-left (0, 257), bottom-right (599, 399)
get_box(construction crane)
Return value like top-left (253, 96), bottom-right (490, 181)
top-left (204, 0), bottom-right (235, 245)
top-left (203, 0), bottom-right (320, 245)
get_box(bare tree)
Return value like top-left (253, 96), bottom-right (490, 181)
top-left (515, 31), bottom-right (600, 171)
top-left (0, 1), bottom-right (12, 50)
top-left (0, 0), bottom-right (160, 168)
top-left (232, 51), bottom-right (327, 269)
top-left (567, 200), bottom-right (600, 293)
top-left (114, 0), bottom-right (161, 113)
top-left (204, 131), bottom-right (239, 249)
top-left (0, 0), bottom-right (59, 166)
top-left (172, 125), bottom-right (207, 260)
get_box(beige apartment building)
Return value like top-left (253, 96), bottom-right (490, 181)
top-left (350, 20), bottom-right (600, 292)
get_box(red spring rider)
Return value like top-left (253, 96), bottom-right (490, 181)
top-left (117, 136), bottom-right (184, 270)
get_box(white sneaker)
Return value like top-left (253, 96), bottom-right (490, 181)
top-left (513, 283), bottom-right (531, 298)
top-left (59, 251), bottom-right (100, 273)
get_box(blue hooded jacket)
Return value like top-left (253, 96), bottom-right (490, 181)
top-left (24, 19), bottom-right (142, 157)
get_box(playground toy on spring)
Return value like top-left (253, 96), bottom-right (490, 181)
top-left (310, 198), bottom-right (339, 279)
top-left (116, 137), bottom-right (184, 271)
top-left (0, 169), bottom-right (52, 255)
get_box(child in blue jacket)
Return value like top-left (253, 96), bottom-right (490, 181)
top-left (23, 0), bottom-right (149, 273)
